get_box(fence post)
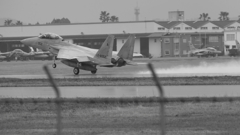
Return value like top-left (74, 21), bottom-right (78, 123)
top-left (148, 63), bottom-right (165, 135)
top-left (43, 65), bottom-right (62, 135)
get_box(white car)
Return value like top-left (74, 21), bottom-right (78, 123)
top-left (133, 52), bottom-right (144, 58)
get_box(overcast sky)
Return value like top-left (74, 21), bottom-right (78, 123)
top-left (0, 0), bottom-right (239, 24)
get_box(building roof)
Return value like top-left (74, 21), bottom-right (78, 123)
top-left (184, 21), bottom-right (209, 29)
top-left (155, 21), bottom-right (182, 29)
top-left (211, 20), bottom-right (236, 28)
top-left (147, 32), bottom-right (165, 37)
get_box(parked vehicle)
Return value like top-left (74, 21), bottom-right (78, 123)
top-left (228, 49), bottom-right (240, 57)
top-left (133, 52), bottom-right (144, 58)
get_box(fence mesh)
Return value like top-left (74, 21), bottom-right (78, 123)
top-left (0, 63), bottom-right (240, 135)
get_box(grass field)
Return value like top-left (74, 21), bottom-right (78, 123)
top-left (0, 101), bottom-right (240, 135)
top-left (1, 76), bottom-right (240, 87)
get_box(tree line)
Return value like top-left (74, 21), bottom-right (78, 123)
top-left (4, 18), bottom-right (71, 26)
top-left (4, 11), bottom-right (240, 26)
top-left (198, 12), bottom-right (230, 21)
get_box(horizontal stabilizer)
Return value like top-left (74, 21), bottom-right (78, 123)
top-left (88, 56), bottom-right (114, 66)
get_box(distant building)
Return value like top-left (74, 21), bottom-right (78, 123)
top-left (168, 11), bottom-right (184, 21)
top-left (1, 20), bottom-right (240, 58)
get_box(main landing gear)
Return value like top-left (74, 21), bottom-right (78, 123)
top-left (52, 56), bottom-right (57, 68)
top-left (73, 67), bottom-right (80, 75)
top-left (91, 70), bottom-right (97, 74)
top-left (73, 68), bottom-right (97, 75)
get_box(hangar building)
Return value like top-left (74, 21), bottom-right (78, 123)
top-left (0, 20), bottom-right (240, 57)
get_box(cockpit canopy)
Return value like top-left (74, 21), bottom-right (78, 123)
top-left (14, 49), bottom-right (24, 53)
top-left (206, 47), bottom-right (217, 51)
top-left (38, 33), bottom-right (63, 40)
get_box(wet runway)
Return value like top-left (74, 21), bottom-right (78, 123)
top-left (1, 57), bottom-right (240, 79)
top-left (1, 85), bottom-right (240, 98)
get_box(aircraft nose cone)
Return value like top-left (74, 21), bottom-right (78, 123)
top-left (20, 39), bottom-right (28, 45)
top-left (20, 38), bottom-right (35, 47)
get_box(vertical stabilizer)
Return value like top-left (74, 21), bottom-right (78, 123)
top-left (94, 35), bottom-right (114, 63)
top-left (117, 35), bottom-right (135, 60)
top-left (29, 47), bottom-right (34, 52)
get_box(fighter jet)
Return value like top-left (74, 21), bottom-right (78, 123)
top-left (0, 47), bottom-right (36, 61)
top-left (21, 33), bottom-right (136, 75)
top-left (0, 47), bottom-right (53, 61)
top-left (188, 43), bottom-right (221, 57)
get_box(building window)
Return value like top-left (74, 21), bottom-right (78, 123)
top-left (209, 36), bottom-right (219, 42)
top-left (173, 38), bottom-right (179, 43)
top-left (165, 50), bottom-right (170, 55)
top-left (232, 45), bottom-right (237, 49)
top-left (226, 34), bottom-right (235, 41)
top-left (173, 27), bottom-right (180, 30)
top-left (183, 39), bottom-right (187, 43)
top-left (175, 43), bottom-right (179, 50)
top-left (122, 40), bottom-right (124, 43)
top-left (227, 26), bottom-right (235, 30)
top-left (12, 44), bottom-right (24, 47)
top-left (164, 38), bottom-right (170, 43)
top-left (185, 27), bottom-right (192, 30)
top-left (212, 27), bottom-right (219, 30)
top-left (195, 36), bottom-right (201, 41)
top-left (201, 27), bottom-right (208, 30)
top-left (158, 27), bottom-right (165, 30)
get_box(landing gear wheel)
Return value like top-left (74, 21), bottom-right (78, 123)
top-left (91, 70), bottom-right (97, 74)
top-left (52, 63), bottom-right (57, 68)
top-left (73, 68), bottom-right (80, 75)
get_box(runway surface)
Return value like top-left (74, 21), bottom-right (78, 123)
top-left (1, 85), bottom-right (240, 98)
top-left (0, 57), bottom-right (240, 79)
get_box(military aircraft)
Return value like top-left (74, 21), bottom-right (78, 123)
top-left (0, 48), bottom-right (35, 61)
top-left (0, 47), bottom-right (51, 61)
top-left (188, 43), bottom-right (221, 57)
top-left (21, 33), bottom-right (136, 75)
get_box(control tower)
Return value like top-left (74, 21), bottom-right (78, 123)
top-left (169, 11), bottom-right (184, 21)
top-left (135, 3), bottom-right (140, 21)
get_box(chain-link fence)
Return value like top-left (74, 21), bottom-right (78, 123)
top-left (1, 63), bottom-right (240, 135)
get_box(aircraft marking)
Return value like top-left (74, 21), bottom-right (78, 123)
top-left (96, 54), bottom-right (107, 58)
top-left (38, 42), bottom-right (42, 45)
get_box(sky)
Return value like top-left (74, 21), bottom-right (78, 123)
top-left (0, 0), bottom-right (240, 24)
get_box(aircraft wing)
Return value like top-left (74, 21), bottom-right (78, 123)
top-left (56, 47), bottom-right (114, 66)
top-left (57, 48), bottom-right (93, 62)
top-left (0, 51), bottom-right (11, 56)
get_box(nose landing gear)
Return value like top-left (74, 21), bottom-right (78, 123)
top-left (91, 70), bottom-right (97, 74)
top-left (52, 56), bottom-right (57, 68)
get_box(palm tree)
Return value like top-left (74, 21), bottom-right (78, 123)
top-left (199, 13), bottom-right (211, 21)
top-left (110, 16), bottom-right (119, 22)
top-left (219, 11), bottom-right (229, 21)
top-left (4, 19), bottom-right (12, 25)
top-left (99, 11), bottom-right (110, 22)
top-left (15, 20), bottom-right (23, 25)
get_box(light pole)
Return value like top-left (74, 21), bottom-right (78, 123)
top-left (179, 33), bottom-right (181, 57)
top-left (205, 32), bottom-right (206, 48)
top-left (199, 32), bottom-right (201, 48)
